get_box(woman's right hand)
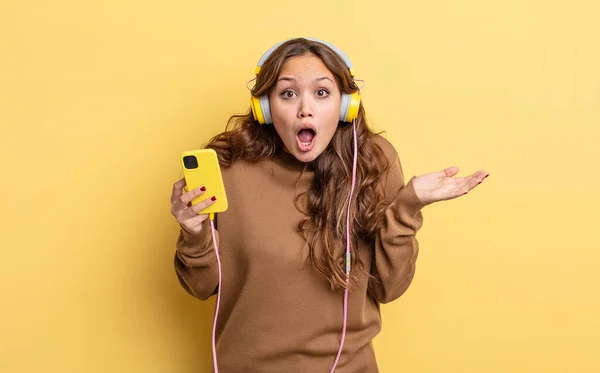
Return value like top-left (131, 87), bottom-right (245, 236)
top-left (170, 178), bottom-right (217, 235)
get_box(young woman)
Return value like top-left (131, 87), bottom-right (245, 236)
top-left (170, 37), bottom-right (489, 373)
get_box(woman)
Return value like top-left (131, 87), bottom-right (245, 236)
top-left (170, 37), bottom-right (489, 373)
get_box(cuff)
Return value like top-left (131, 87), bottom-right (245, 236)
top-left (177, 219), bottom-right (214, 255)
top-left (396, 177), bottom-right (428, 216)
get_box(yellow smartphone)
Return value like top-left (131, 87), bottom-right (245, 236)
top-left (180, 148), bottom-right (228, 215)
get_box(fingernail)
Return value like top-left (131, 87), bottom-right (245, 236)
top-left (485, 174), bottom-right (490, 179)
top-left (200, 186), bottom-right (206, 192)
top-left (463, 192), bottom-right (468, 195)
top-left (211, 196), bottom-right (216, 201)
top-left (477, 181), bottom-right (482, 185)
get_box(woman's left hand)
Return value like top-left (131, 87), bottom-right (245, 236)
top-left (412, 167), bottom-right (489, 205)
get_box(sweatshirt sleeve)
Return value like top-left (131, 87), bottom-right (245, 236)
top-left (173, 217), bottom-right (220, 301)
top-left (368, 145), bottom-right (427, 304)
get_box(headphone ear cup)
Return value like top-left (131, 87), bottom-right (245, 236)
top-left (250, 95), bottom-right (272, 124)
top-left (346, 91), bottom-right (361, 122)
top-left (259, 95), bottom-right (272, 124)
top-left (340, 92), bottom-right (361, 122)
top-left (250, 96), bottom-right (264, 124)
top-left (339, 93), bottom-right (351, 122)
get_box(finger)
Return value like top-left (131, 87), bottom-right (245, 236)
top-left (439, 166), bottom-right (459, 179)
top-left (175, 186), bottom-right (207, 211)
top-left (177, 196), bottom-right (216, 223)
top-left (461, 170), bottom-right (490, 194)
top-left (175, 194), bottom-right (217, 221)
top-left (171, 178), bottom-right (187, 203)
top-left (172, 187), bottom-right (206, 215)
top-left (181, 212), bottom-right (210, 232)
top-left (188, 195), bottom-right (217, 216)
top-left (470, 170), bottom-right (490, 187)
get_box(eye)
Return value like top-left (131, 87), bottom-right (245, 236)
top-left (316, 89), bottom-right (329, 98)
top-left (281, 90), bottom-right (296, 99)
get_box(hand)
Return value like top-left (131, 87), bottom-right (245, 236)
top-left (412, 167), bottom-right (489, 205)
top-left (170, 178), bottom-right (217, 235)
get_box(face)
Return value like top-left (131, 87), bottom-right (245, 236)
top-left (269, 53), bottom-right (341, 163)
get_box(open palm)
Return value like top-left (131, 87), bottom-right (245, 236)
top-left (413, 167), bottom-right (489, 205)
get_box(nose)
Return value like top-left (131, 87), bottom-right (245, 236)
top-left (297, 95), bottom-right (313, 119)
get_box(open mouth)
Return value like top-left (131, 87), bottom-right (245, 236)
top-left (296, 127), bottom-right (316, 152)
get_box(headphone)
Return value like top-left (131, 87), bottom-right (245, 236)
top-left (249, 37), bottom-right (362, 125)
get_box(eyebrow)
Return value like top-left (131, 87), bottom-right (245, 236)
top-left (277, 76), bottom-right (334, 83)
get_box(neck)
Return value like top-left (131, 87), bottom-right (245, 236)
top-left (272, 147), bottom-right (315, 171)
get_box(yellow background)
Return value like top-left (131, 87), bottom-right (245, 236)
top-left (1, 0), bottom-right (599, 372)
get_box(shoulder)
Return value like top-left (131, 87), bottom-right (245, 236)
top-left (220, 157), bottom-right (267, 178)
top-left (367, 133), bottom-right (399, 164)
top-left (367, 133), bottom-right (408, 195)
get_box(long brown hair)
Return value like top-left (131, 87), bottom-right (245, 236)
top-left (206, 38), bottom-right (392, 291)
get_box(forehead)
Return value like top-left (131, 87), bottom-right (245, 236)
top-left (278, 53), bottom-right (334, 79)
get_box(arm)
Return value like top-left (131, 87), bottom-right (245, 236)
top-left (174, 218), bottom-right (220, 300)
top-left (368, 152), bottom-right (426, 304)
top-left (367, 135), bottom-right (490, 303)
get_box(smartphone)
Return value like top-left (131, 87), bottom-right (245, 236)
top-left (180, 148), bottom-right (228, 215)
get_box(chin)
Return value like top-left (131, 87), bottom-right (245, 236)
top-left (291, 152), bottom-right (315, 163)
top-left (292, 149), bottom-right (322, 163)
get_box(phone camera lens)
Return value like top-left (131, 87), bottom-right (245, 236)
top-left (183, 155), bottom-right (198, 169)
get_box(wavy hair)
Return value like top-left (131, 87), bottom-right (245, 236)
top-left (206, 38), bottom-right (392, 290)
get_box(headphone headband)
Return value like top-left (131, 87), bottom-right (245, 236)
top-left (254, 37), bottom-right (355, 77)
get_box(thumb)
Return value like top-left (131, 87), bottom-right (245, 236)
top-left (439, 166), bottom-right (460, 178)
